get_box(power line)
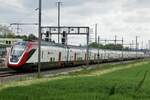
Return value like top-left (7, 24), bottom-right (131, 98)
top-left (10, 23), bottom-right (38, 35)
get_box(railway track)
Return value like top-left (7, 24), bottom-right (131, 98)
top-left (0, 58), bottom-right (148, 83)
top-left (0, 71), bottom-right (18, 78)
top-left (0, 68), bottom-right (11, 71)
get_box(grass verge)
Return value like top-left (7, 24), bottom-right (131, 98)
top-left (0, 59), bottom-right (150, 100)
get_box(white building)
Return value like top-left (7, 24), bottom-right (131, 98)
top-left (0, 38), bottom-right (22, 46)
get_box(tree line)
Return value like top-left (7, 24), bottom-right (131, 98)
top-left (0, 25), bottom-right (37, 41)
top-left (89, 42), bottom-right (130, 51)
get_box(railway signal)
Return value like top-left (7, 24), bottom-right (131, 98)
top-left (62, 31), bottom-right (67, 45)
top-left (45, 31), bottom-right (51, 42)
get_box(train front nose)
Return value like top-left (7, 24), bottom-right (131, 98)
top-left (8, 42), bottom-right (27, 68)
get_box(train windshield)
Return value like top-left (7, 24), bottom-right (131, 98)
top-left (11, 42), bottom-right (26, 57)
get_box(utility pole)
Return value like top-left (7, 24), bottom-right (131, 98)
top-left (141, 41), bottom-right (143, 51)
top-left (146, 43), bottom-right (148, 50)
top-left (148, 40), bottom-right (150, 50)
top-left (104, 39), bottom-right (106, 60)
top-left (114, 35), bottom-right (117, 50)
top-left (114, 35), bottom-right (117, 45)
top-left (56, 1), bottom-right (62, 44)
top-left (38, 0), bottom-right (42, 78)
top-left (95, 24), bottom-right (97, 43)
top-left (136, 36), bottom-right (138, 58)
top-left (86, 28), bottom-right (90, 68)
top-left (98, 36), bottom-right (100, 64)
top-left (130, 42), bottom-right (132, 50)
top-left (122, 37), bottom-right (124, 61)
top-left (148, 40), bottom-right (150, 56)
top-left (132, 40), bottom-right (134, 50)
top-left (16, 24), bottom-right (20, 34)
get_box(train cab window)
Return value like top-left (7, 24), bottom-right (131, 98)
top-left (11, 42), bottom-right (27, 57)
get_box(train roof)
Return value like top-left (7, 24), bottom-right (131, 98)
top-left (23, 40), bottom-right (144, 53)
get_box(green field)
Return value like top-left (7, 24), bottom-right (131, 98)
top-left (0, 60), bottom-right (150, 100)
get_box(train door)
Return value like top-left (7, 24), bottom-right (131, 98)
top-left (66, 47), bottom-right (70, 62)
top-left (69, 49), bottom-right (73, 61)
top-left (58, 52), bottom-right (61, 62)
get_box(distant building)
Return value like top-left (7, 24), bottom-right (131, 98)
top-left (0, 38), bottom-right (22, 46)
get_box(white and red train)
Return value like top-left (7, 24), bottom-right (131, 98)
top-left (7, 41), bottom-right (147, 71)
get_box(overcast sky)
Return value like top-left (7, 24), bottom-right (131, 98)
top-left (0, 0), bottom-right (150, 47)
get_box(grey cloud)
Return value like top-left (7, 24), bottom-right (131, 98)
top-left (21, 0), bottom-right (85, 10)
top-left (124, 15), bottom-right (150, 24)
top-left (1, 0), bottom-right (150, 43)
top-left (123, 0), bottom-right (150, 11)
top-left (21, 0), bottom-right (113, 10)
top-left (66, 4), bottom-right (112, 17)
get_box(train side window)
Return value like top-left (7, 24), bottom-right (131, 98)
top-left (50, 57), bottom-right (53, 62)
top-left (6, 41), bottom-right (8, 44)
top-left (8, 41), bottom-right (11, 44)
top-left (42, 51), bottom-right (44, 58)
